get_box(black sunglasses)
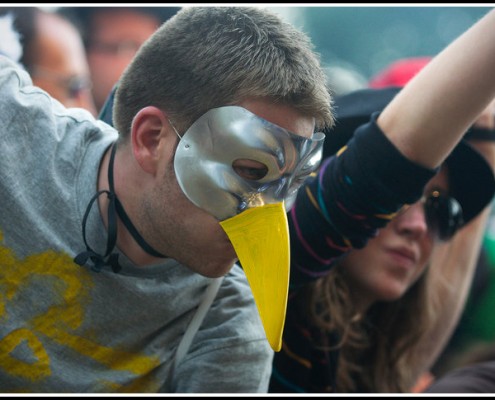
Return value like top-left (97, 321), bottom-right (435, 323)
top-left (423, 190), bottom-right (464, 241)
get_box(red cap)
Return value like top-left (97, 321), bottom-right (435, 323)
top-left (368, 56), bottom-right (432, 88)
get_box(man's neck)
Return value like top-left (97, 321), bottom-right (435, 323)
top-left (96, 144), bottom-right (163, 267)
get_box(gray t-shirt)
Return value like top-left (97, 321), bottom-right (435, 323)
top-left (0, 56), bottom-right (273, 393)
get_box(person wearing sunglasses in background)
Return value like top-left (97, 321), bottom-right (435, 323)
top-left (369, 57), bottom-right (495, 393)
top-left (0, 7), bottom-right (97, 115)
top-left (269, 57), bottom-right (495, 393)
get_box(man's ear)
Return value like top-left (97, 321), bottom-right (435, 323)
top-left (131, 106), bottom-right (172, 175)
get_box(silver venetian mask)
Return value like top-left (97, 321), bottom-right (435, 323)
top-left (174, 105), bottom-right (325, 221)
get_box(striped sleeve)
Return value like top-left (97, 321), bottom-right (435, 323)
top-left (289, 113), bottom-right (437, 286)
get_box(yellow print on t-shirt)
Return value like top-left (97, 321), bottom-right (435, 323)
top-left (0, 232), bottom-right (161, 392)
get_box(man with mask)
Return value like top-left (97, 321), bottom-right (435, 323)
top-left (2, 6), bottom-right (495, 393)
top-left (0, 7), bottom-right (330, 392)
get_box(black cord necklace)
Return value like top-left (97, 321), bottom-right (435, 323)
top-left (74, 143), bottom-right (166, 272)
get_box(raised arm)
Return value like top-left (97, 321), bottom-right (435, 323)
top-left (378, 9), bottom-right (495, 169)
top-left (290, 8), bottom-right (495, 286)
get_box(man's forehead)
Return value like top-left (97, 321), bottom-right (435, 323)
top-left (237, 98), bottom-right (316, 139)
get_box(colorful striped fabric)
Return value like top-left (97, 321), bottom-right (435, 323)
top-left (271, 116), bottom-right (437, 392)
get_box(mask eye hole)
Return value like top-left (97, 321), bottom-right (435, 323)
top-left (232, 159), bottom-right (268, 181)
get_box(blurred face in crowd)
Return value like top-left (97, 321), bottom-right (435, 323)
top-left (31, 11), bottom-right (96, 114)
top-left (86, 9), bottom-right (161, 111)
top-left (340, 168), bottom-right (450, 309)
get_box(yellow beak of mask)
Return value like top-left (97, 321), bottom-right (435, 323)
top-left (173, 106), bottom-right (324, 351)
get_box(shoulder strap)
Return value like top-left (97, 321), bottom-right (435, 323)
top-left (169, 276), bottom-right (224, 379)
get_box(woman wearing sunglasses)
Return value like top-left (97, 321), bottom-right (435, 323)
top-left (270, 71), bottom-right (495, 392)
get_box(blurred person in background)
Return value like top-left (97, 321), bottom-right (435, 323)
top-left (58, 6), bottom-right (180, 113)
top-left (0, 6), bottom-right (96, 114)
